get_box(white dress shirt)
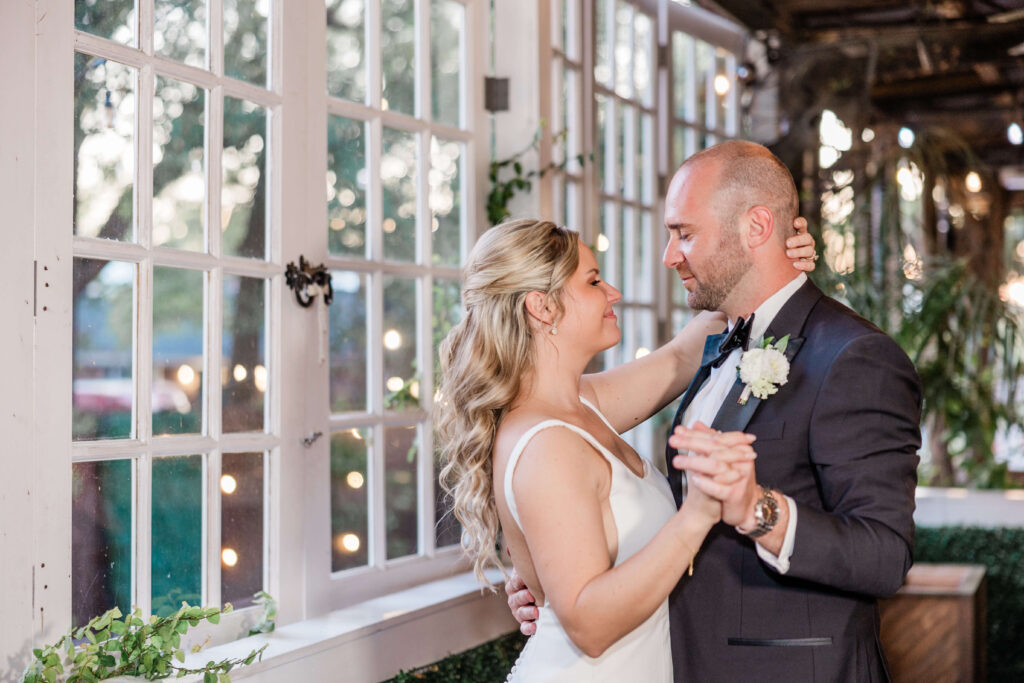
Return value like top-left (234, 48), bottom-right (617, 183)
top-left (681, 272), bottom-right (807, 573)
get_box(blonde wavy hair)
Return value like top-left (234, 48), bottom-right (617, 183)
top-left (436, 219), bottom-right (581, 585)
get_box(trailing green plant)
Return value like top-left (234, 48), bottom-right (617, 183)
top-left (487, 127), bottom-right (590, 226)
top-left (21, 603), bottom-right (266, 683)
top-left (247, 591), bottom-right (277, 637)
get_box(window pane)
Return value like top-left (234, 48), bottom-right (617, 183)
top-left (72, 459), bottom-right (132, 626)
top-left (634, 11), bottom-right (653, 107)
top-left (614, 1), bottom-right (632, 99)
top-left (595, 0), bottom-right (610, 86)
top-left (221, 452), bottom-right (264, 608)
top-left (673, 33), bottom-right (693, 121)
top-left (222, 98), bottom-right (267, 259)
top-left (673, 124), bottom-right (685, 170)
top-left (74, 53), bottom-right (136, 241)
top-left (152, 455), bottom-right (203, 616)
top-left (430, 137), bottom-right (461, 267)
top-left (153, 76), bottom-right (206, 251)
top-left (224, 0), bottom-right (269, 87)
top-left (383, 276), bottom-right (419, 410)
top-left (223, 275), bottom-right (266, 432)
top-left (327, 115), bottom-right (368, 257)
top-left (153, 267), bottom-right (203, 436)
top-left (430, 0), bottom-right (463, 127)
top-left (596, 93), bottom-right (608, 193)
top-left (74, 259), bottom-right (134, 441)
top-left (640, 113), bottom-right (654, 205)
top-left (385, 425), bottom-right (418, 559)
top-left (382, 128), bottom-right (417, 262)
top-left (616, 101), bottom-right (627, 196)
top-left (639, 211), bottom-right (654, 303)
top-left (381, 0), bottom-right (415, 115)
top-left (154, 0), bottom-right (207, 68)
top-left (696, 40), bottom-right (712, 127)
top-left (432, 278), bottom-right (461, 386)
top-left (331, 429), bottom-right (369, 571)
top-left (326, 0), bottom-right (366, 102)
top-left (76, 0), bottom-right (137, 45)
top-left (329, 271), bottom-right (368, 412)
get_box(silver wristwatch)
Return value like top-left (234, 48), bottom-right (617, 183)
top-left (737, 485), bottom-right (779, 539)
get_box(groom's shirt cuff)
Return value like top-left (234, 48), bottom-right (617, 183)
top-left (754, 494), bottom-right (798, 574)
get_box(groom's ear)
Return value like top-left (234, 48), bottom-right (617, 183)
top-left (744, 205), bottom-right (776, 249)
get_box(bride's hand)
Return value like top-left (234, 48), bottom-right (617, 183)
top-left (671, 424), bottom-right (760, 526)
top-left (787, 217), bottom-right (818, 272)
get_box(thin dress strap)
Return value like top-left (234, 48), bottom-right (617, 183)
top-left (503, 419), bottom-right (620, 530)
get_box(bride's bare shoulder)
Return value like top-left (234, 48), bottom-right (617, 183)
top-left (494, 406), bottom-right (553, 458)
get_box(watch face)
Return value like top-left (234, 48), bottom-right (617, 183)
top-left (755, 493), bottom-right (779, 527)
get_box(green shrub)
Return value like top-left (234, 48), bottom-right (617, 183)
top-left (915, 526), bottom-right (1024, 682)
top-left (386, 631), bottom-right (526, 682)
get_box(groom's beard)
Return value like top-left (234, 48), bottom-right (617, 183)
top-left (686, 232), bottom-right (750, 312)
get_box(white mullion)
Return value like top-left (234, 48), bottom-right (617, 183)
top-left (329, 412), bottom-right (425, 430)
top-left (208, 85), bottom-right (225, 259)
top-left (218, 256), bottom-right (283, 279)
top-left (725, 51), bottom-right (738, 137)
top-left (206, 448), bottom-right (222, 607)
top-left (216, 78), bottom-right (282, 108)
top-left (370, 422), bottom-right (387, 568)
top-left (416, 0), bottom-right (431, 123)
top-left (417, 129), bottom-right (431, 267)
top-left (367, 118), bottom-right (383, 263)
top-left (72, 443), bottom-right (146, 461)
top-left (537, 0), bottom-right (554, 215)
top-left (416, 272), bottom-right (433, 555)
top-left (219, 432), bottom-right (281, 452)
top-left (136, 252), bottom-right (153, 616)
top-left (139, 63), bottom-right (154, 251)
top-left (148, 434), bottom-right (221, 455)
top-left (325, 257), bottom-right (460, 280)
top-left (209, 0), bottom-right (224, 77)
top-left (73, 237), bottom-right (150, 262)
top-left (368, 269), bottom-right (385, 566)
top-left (367, 0), bottom-right (383, 110)
top-left (623, 103), bottom-right (637, 201)
top-left (139, 0), bottom-right (154, 56)
top-left (150, 246), bottom-right (221, 269)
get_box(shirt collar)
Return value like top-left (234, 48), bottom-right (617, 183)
top-left (729, 273), bottom-right (807, 345)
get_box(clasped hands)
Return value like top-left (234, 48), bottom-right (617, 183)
top-left (669, 422), bottom-right (760, 529)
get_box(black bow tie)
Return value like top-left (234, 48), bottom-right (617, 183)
top-left (710, 314), bottom-right (755, 368)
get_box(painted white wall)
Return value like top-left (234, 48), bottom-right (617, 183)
top-left (915, 487), bottom-right (1024, 528)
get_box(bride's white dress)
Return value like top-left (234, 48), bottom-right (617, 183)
top-left (503, 397), bottom-right (678, 682)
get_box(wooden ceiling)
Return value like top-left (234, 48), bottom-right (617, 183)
top-left (698, 0), bottom-right (1024, 170)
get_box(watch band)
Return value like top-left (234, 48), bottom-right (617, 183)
top-left (737, 485), bottom-right (779, 539)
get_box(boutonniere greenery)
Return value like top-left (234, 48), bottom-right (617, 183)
top-left (737, 334), bottom-right (791, 405)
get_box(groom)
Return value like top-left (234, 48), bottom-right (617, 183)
top-left (510, 141), bottom-right (922, 682)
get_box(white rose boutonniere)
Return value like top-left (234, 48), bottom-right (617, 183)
top-left (737, 334), bottom-right (791, 405)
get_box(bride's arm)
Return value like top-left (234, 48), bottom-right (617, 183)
top-left (512, 428), bottom-right (754, 657)
top-left (581, 219), bottom-right (816, 433)
top-left (580, 311), bottom-right (725, 433)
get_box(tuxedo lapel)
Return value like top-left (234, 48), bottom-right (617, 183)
top-left (708, 279), bottom-right (823, 434)
top-left (670, 331), bottom-right (728, 428)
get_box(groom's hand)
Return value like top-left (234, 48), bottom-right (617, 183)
top-left (504, 569), bottom-right (539, 636)
top-left (670, 424), bottom-right (760, 525)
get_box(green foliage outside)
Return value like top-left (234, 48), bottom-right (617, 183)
top-left (21, 604), bottom-right (265, 683)
top-left (915, 527), bottom-right (1024, 682)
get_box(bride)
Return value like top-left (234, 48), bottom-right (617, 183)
top-left (435, 219), bottom-right (815, 680)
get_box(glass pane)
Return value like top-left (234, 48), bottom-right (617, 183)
top-left (154, 0), bottom-right (207, 68)
top-left (634, 11), bottom-right (653, 107)
top-left (76, 0), bottom-right (137, 45)
top-left (596, 93), bottom-right (608, 193)
top-left (434, 449), bottom-right (460, 547)
top-left (595, 201), bottom-right (608, 276)
top-left (566, 179), bottom-right (579, 233)
top-left (673, 124), bottom-right (685, 170)
top-left (381, 0), bottom-right (415, 115)
top-left (640, 113), bottom-right (654, 205)
top-left (385, 425), bottom-right (418, 560)
top-left (224, 0), bottom-right (268, 87)
top-left (614, 1), bottom-right (632, 99)
top-left (326, 0), bottom-right (366, 101)
top-left (382, 127), bottom-right (417, 262)
top-left (673, 33), bottom-right (693, 121)
top-left (431, 0), bottom-right (463, 127)
top-left (696, 40), bottom-right (713, 128)
top-left (432, 278), bottom-right (461, 386)
top-left (223, 275), bottom-right (266, 432)
top-left (595, 0), bottom-right (610, 86)
top-left (153, 267), bottom-right (203, 436)
top-left (221, 452), bottom-right (264, 608)
top-left (152, 455), bottom-right (202, 615)
top-left (74, 53), bottom-right (136, 241)
top-left (72, 459), bottom-right (132, 627)
top-left (616, 101), bottom-right (627, 196)
top-left (329, 271), bottom-right (368, 412)
top-left (563, 66), bottom-right (579, 173)
top-left (383, 276), bottom-right (419, 410)
top-left (153, 76), bottom-right (206, 251)
top-left (430, 138), bottom-right (461, 267)
top-left (331, 429), bottom-right (369, 571)
top-left (620, 205), bottom-right (633, 300)
top-left (74, 259), bottom-right (134, 441)
top-left (327, 115), bottom-right (368, 257)
top-left (222, 98), bottom-right (267, 259)
top-left (563, 0), bottom-right (578, 61)
top-left (639, 211), bottom-right (654, 303)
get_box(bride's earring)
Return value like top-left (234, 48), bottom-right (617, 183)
top-left (550, 324), bottom-right (558, 335)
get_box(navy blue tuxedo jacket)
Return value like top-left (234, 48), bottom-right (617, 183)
top-left (665, 279), bottom-right (922, 682)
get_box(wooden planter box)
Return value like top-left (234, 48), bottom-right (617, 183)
top-left (879, 563), bottom-right (986, 682)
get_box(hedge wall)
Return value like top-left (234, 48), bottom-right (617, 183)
top-left (388, 527), bottom-right (1024, 682)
